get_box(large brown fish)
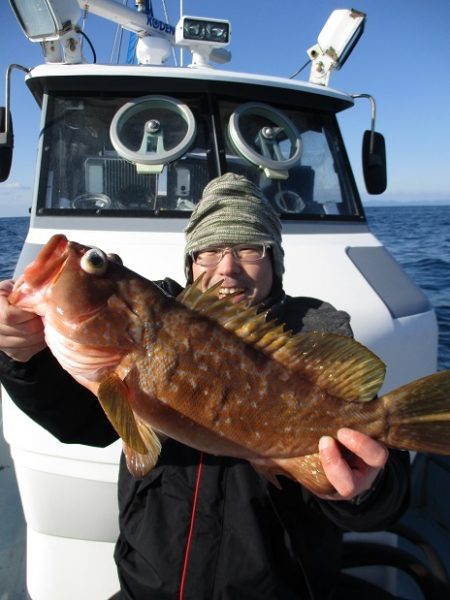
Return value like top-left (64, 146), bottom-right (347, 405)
top-left (9, 234), bottom-right (450, 494)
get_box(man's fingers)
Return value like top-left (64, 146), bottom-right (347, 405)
top-left (0, 284), bottom-right (46, 361)
top-left (337, 428), bottom-right (388, 469)
top-left (318, 436), bottom-right (356, 498)
top-left (0, 293), bottom-right (41, 329)
top-left (0, 279), bottom-right (14, 296)
top-left (318, 431), bottom-right (388, 500)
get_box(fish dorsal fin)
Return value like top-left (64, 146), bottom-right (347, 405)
top-left (273, 332), bottom-right (386, 402)
top-left (178, 276), bottom-right (385, 402)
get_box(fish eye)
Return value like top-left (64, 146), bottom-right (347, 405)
top-left (80, 247), bottom-right (108, 275)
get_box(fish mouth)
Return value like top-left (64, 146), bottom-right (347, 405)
top-left (27, 234), bottom-right (69, 285)
top-left (9, 235), bottom-right (69, 304)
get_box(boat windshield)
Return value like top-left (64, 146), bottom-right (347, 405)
top-left (35, 93), bottom-right (363, 220)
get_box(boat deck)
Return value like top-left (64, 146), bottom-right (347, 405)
top-left (0, 399), bottom-right (27, 600)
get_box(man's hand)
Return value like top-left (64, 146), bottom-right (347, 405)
top-left (0, 280), bottom-right (46, 362)
top-left (317, 427), bottom-right (388, 501)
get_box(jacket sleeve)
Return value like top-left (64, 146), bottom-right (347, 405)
top-left (0, 348), bottom-right (118, 447)
top-left (281, 296), bottom-right (353, 337)
top-left (314, 448), bottom-right (410, 531)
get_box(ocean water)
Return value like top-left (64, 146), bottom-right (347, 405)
top-left (365, 205), bottom-right (450, 372)
top-left (0, 217), bottom-right (30, 281)
top-left (0, 207), bottom-right (449, 370)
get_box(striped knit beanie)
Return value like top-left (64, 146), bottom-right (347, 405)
top-left (184, 173), bottom-right (284, 281)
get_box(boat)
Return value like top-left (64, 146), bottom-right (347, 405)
top-left (0, 2), bottom-right (443, 598)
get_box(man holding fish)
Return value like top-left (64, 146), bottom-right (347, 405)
top-left (0, 173), bottom-right (413, 599)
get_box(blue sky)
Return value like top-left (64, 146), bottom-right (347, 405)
top-left (1, 0), bottom-right (449, 216)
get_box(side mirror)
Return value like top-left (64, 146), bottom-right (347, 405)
top-left (362, 130), bottom-right (386, 195)
top-left (0, 106), bottom-right (13, 182)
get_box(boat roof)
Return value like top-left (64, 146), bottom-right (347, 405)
top-left (25, 63), bottom-right (354, 113)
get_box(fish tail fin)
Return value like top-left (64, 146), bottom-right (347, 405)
top-left (381, 370), bottom-right (450, 454)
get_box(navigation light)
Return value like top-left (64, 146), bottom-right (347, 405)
top-left (175, 16), bottom-right (231, 67)
top-left (9, 0), bottom-right (81, 42)
top-left (307, 9), bottom-right (366, 86)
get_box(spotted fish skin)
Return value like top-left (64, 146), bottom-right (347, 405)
top-left (9, 234), bottom-right (450, 494)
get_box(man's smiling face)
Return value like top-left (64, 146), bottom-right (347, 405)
top-left (191, 245), bottom-right (273, 306)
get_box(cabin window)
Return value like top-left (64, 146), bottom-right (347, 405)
top-left (37, 94), bottom-right (214, 216)
top-left (219, 100), bottom-right (360, 219)
top-left (35, 91), bottom-right (361, 221)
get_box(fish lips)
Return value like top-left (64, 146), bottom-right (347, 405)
top-left (9, 235), bottom-right (70, 307)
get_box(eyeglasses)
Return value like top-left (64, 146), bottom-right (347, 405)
top-left (191, 244), bottom-right (268, 267)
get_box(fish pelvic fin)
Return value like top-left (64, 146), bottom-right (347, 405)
top-left (381, 369), bottom-right (450, 454)
top-left (251, 454), bottom-right (335, 496)
top-left (178, 276), bottom-right (385, 402)
top-left (98, 373), bottom-right (162, 477)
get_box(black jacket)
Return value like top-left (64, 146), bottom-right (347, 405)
top-left (0, 279), bottom-right (410, 599)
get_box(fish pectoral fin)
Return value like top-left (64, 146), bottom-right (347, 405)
top-left (252, 454), bottom-right (336, 497)
top-left (98, 374), bottom-right (162, 478)
top-left (122, 422), bottom-right (162, 478)
top-left (129, 416), bottom-right (162, 476)
top-left (97, 373), bottom-right (148, 455)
